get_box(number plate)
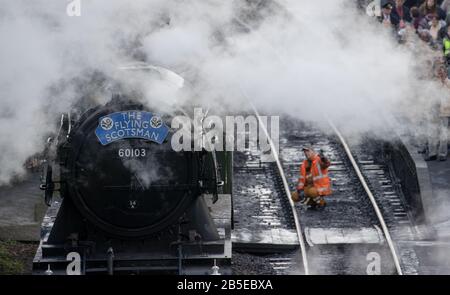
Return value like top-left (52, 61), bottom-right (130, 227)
top-left (118, 148), bottom-right (147, 158)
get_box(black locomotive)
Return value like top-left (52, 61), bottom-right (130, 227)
top-left (32, 85), bottom-right (232, 275)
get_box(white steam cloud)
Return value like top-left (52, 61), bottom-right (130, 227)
top-left (0, 0), bottom-right (442, 184)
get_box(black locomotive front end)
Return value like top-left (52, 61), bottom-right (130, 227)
top-left (33, 99), bottom-right (232, 275)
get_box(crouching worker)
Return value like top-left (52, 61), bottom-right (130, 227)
top-left (291, 147), bottom-right (332, 210)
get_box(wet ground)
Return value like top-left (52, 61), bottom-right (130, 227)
top-left (407, 144), bottom-right (450, 274)
top-left (233, 146), bottom-right (295, 232)
top-left (0, 171), bottom-right (45, 241)
top-left (426, 159), bottom-right (450, 225)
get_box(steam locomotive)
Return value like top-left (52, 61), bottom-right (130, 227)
top-left (32, 66), bottom-right (232, 275)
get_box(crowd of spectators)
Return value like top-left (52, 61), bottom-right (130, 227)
top-left (378, 1), bottom-right (450, 52)
top-left (372, 0), bottom-right (450, 161)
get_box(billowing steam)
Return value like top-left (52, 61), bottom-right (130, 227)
top-left (0, 0), bottom-right (442, 185)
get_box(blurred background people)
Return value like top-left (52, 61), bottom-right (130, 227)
top-left (419, 0), bottom-right (447, 20)
top-left (426, 57), bottom-right (450, 161)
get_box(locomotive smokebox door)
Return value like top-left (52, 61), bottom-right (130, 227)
top-left (61, 108), bottom-right (201, 238)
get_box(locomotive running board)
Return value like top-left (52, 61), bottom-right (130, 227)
top-left (304, 225), bottom-right (385, 246)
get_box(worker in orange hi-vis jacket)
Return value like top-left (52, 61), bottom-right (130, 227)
top-left (291, 146), bottom-right (331, 210)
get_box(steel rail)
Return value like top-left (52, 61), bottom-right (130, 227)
top-left (252, 106), bottom-right (310, 275)
top-left (327, 119), bottom-right (403, 275)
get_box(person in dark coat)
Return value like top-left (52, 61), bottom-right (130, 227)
top-left (393, 0), bottom-right (413, 25)
top-left (379, 1), bottom-right (401, 27)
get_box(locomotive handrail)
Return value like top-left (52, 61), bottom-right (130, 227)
top-left (326, 118), bottom-right (404, 275)
top-left (252, 106), bottom-right (310, 275)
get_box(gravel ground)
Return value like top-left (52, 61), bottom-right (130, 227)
top-left (232, 251), bottom-right (277, 275)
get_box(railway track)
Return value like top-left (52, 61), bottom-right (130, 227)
top-left (233, 111), bottom-right (420, 275)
